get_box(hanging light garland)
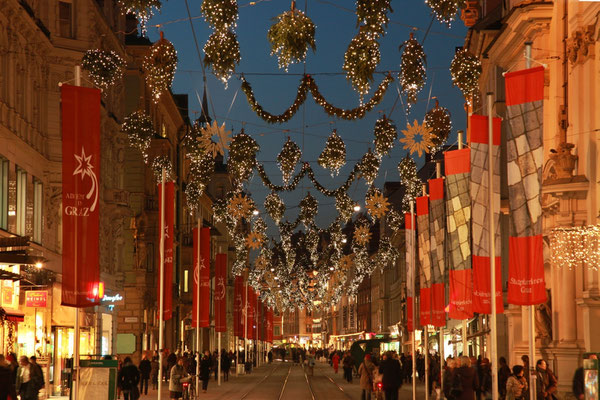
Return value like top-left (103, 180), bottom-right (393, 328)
top-left (424, 99), bottom-right (452, 153)
top-left (267, 1), bottom-right (316, 71)
top-left (356, 0), bottom-right (393, 35)
top-left (373, 115), bottom-right (398, 157)
top-left (277, 137), bottom-right (302, 184)
top-left (550, 225), bottom-right (600, 271)
top-left (398, 155), bottom-right (421, 212)
top-left (425, 0), bottom-right (466, 25)
top-left (122, 110), bottom-right (155, 163)
top-left (318, 129), bottom-right (346, 176)
top-left (201, 0), bottom-right (238, 30)
top-left (151, 155), bottom-right (174, 183)
top-left (204, 29), bottom-right (241, 85)
top-left (336, 191), bottom-right (355, 222)
top-left (299, 192), bottom-right (318, 225)
top-left (386, 208), bottom-right (403, 233)
top-left (142, 33), bottom-right (178, 103)
top-left (189, 152), bottom-right (215, 187)
top-left (376, 236), bottom-right (399, 266)
top-left (81, 49), bottom-right (125, 91)
top-left (343, 27), bottom-right (381, 95)
top-left (358, 149), bottom-right (380, 185)
top-left (399, 32), bottom-right (427, 109)
top-left (185, 180), bottom-right (205, 215)
top-left (265, 192), bottom-right (286, 224)
top-left (227, 130), bottom-right (260, 188)
top-left (117, 0), bottom-right (161, 34)
top-left (450, 47), bottom-right (482, 104)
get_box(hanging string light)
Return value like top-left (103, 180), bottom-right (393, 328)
top-left (201, 0), bottom-right (238, 30)
top-left (299, 192), bottom-right (318, 225)
top-left (189, 152), bottom-right (215, 187)
top-left (142, 33), bottom-right (178, 103)
top-left (343, 27), bottom-right (381, 95)
top-left (277, 137), bottom-right (302, 184)
top-left (397, 155), bottom-right (421, 212)
top-left (117, 0), bottom-right (161, 34)
top-left (265, 192), bottom-right (286, 224)
top-left (358, 149), bottom-right (380, 185)
top-left (81, 49), bottom-right (125, 91)
top-left (318, 129), bottom-right (346, 176)
top-left (356, 0), bottom-right (393, 35)
top-left (122, 110), bottom-right (155, 163)
top-left (267, 1), bottom-right (316, 71)
top-left (550, 225), bottom-right (600, 271)
top-left (373, 115), bottom-right (398, 157)
top-left (336, 191), bottom-right (355, 222)
top-left (185, 179), bottom-right (205, 215)
top-left (386, 208), bottom-right (403, 233)
top-left (399, 32), bottom-right (427, 109)
top-left (151, 155), bottom-right (174, 182)
top-left (450, 47), bottom-right (482, 104)
top-left (424, 99), bottom-right (452, 154)
top-left (204, 29), bottom-right (241, 85)
top-left (227, 130), bottom-right (260, 188)
top-left (425, 0), bottom-right (466, 25)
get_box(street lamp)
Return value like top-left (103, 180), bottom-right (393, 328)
top-left (35, 262), bottom-right (43, 269)
top-left (253, 209), bottom-right (259, 216)
top-left (353, 205), bottom-right (361, 212)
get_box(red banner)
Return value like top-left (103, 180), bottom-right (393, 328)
top-left (158, 182), bottom-right (174, 321)
top-left (429, 178), bottom-right (446, 328)
top-left (507, 236), bottom-right (546, 304)
top-left (61, 85), bottom-right (101, 308)
top-left (472, 256), bottom-right (504, 314)
top-left (215, 253), bottom-right (227, 332)
top-left (405, 212), bottom-right (415, 332)
top-left (247, 287), bottom-right (256, 340)
top-left (266, 308), bottom-right (274, 343)
top-left (200, 228), bottom-right (211, 327)
top-left (417, 196), bottom-right (431, 327)
top-left (449, 269), bottom-right (473, 320)
top-left (234, 276), bottom-right (244, 337)
top-left (407, 296), bottom-right (414, 332)
top-left (419, 288), bottom-right (431, 326)
top-left (431, 283), bottom-right (445, 327)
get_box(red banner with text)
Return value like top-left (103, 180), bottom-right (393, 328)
top-left (158, 182), bottom-right (174, 321)
top-left (215, 253), bottom-right (227, 333)
top-left (234, 276), bottom-right (244, 337)
top-left (199, 228), bottom-right (211, 327)
top-left (247, 287), bottom-right (256, 340)
top-left (61, 85), bottom-right (101, 308)
top-left (267, 308), bottom-right (274, 343)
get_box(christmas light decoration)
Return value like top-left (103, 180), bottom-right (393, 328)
top-left (365, 188), bottom-right (390, 220)
top-left (318, 129), bottom-right (346, 176)
top-left (450, 47), bottom-right (482, 104)
top-left (253, 217), bottom-right (268, 235)
top-left (354, 224), bottom-right (372, 246)
top-left (122, 110), bottom-right (155, 163)
top-left (185, 179), bottom-right (205, 215)
top-left (425, 0), bottom-right (466, 25)
top-left (267, 2), bottom-right (316, 71)
top-left (201, 0), bottom-right (238, 30)
top-left (399, 33), bottom-right (426, 108)
top-left (142, 34), bottom-right (177, 103)
top-left (227, 130), bottom-right (259, 187)
top-left (358, 149), bottom-right (380, 185)
top-left (343, 28), bottom-right (381, 95)
top-left (117, 0), bottom-right (161, 34)
top-left (204, 29), bottom-right (240, 84)
top-left (400, 120), bottom-right (434, 157)
top-left (550, 225), bottom-right (600, 271)
top-left (246, 231), bottom-right (264, 250)
top-left (188, 152), bottom-right (215, 187)
top-left (373, 115), bottom-right (397, 157)
top-left (255, 255), bottom-right (269, 271)
top-left (376, 236), bottom-right (399, 266)
top-left (199, 121), bottom-right (232, 158)
top-left (228, 193), bottom-right (254, 221)
top-left (299, 192), bottom-right (318, 225)
top-left (265, 192), bottom-right (286, 224)
top-left (386, 208), bottom-right (403, 233)
top-left (424, 99), bottom-right (452, 153)
top-left (185, 122), bottom-right (207, 163)
top-left (81, 49), bottom-right (125, 91)
top-left (277, 137), bottom-right (302, 184)
top-left (356, 0), bottom-right (393, 35)
top-left (339, 254), bottom-right (354, 270)
top-left (397, 155), bottom-right (421, 212)
top-left (336, 191), bottom-right (355, 222)
top-left (151, 155), bottom-right (174, 182)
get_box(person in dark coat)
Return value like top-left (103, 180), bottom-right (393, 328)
top-left (379, 351), bottom-right (403, 400)
top-left (117, 357), bottom-right (140, 400)
top-left (199, 351), bottom-right (212, 393)
top-left (498, 356), bottom-right (511, 399)
top-left (139, 354), bottom-right (152, 395)
top-left (479, 358), bottom-right (492, 399)
top-left (535, 359), bottom-right (557, 400)
top-left (221, 350), bottom-right (231, 382)
top-left (342, 352), bottom-right (355, 383)
top-left (452, 356), bottom-right (479, 400)
top-left (0, 355), bottom-right (17, 400)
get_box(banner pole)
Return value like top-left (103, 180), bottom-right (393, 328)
top-left (72, 64), bottom-right (81, 400)
top-left (422, 184), bottom-right (429, 400)
top-left (462, 320), bottom-right (467, 356)
top-left (410, 200), bottom-right (416, 400)
top-left (244, 277), bottom-right (248, 374)
top-left (487, 92), bottom-right (499, 400)
top-left (218, 332), bottom-right (222, 386)
top-left (196, 215), bottom-right (201, 398)
top-left (439, 327), bottom-right (444, 399)
top-left (524, 41), bottom-right (537, 400)
top-left (158, 167), bottom-right (166, 400)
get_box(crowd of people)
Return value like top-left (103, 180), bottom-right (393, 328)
top-left (0, 353), bottom-right (45, 400)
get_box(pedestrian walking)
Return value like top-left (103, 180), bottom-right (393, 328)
top-left (521, 355), bottom-right (530, 400)
top-left (150, 356), bottom-right (159, 390)
top-left (573, 354), bottom-right (597, 399)
top-left (378, 351), bottom-right (402, 400)
top-left (212, 351), bottom-right (219, 381)
top-left (166, 350), bottom-right (177, 382)
top-left (117, 357), bottom-right (141, 400)
top-left (359, 354), bottom-right (376, 400)
top-left (15, 356), bottom-right (44, 400)
top-left (139, 354), bottom-right (151, 396)
top-left (0, 354), bottom-right (17, 400)
top-left (479, 358), bottom-right (492, 399)
top-left (506, 365), bottom-right (528, 400)
top-left (343, 352), bottom-right (355, 383)
top-left (332, 352), bottom-right (340, 374)
top-left (535, 359), bottom-right (557, 400)
top-left (221, 350), bottom-right (231, 382)
top-left (168, 357), bottom-right (188, 400)
top-left (449, 356), bottom-right (479, 400)
top-left (200, 351), bottom-right (212, 393)
top-left (498, 357), bottom-right (511, 399)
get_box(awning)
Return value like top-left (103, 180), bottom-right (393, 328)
top-left (0, 269), bottom-right (21, 281)
top-left (1, 308), bottom-right (25, 322)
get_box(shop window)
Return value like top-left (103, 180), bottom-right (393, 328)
top-left (0, 157), bottom-right (7, 230)
top-left (58, 1), bottom-right (73, 38)
top-left (16, 167), bottom-right (26, 236)
top-left (274, 326), bottom-right (280, 336)
top-left (33, 178), bottom-right (42, 243)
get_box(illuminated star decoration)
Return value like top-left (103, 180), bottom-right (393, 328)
top-left (227, 193), bottom-right (253, 221)
top-left (246, 231), bottom-right (264, 250)
top-left (339, 254), bottom-right (354, 271)
top-left (73, 147), bottom-right (99, 212)
top-left (354, 225), bottom-right (372, 246)
top-left (255, 255), bottom-right (269, 270)
top-left (365, 191), bottom-right (391, 220)
top-left (200, 121), bottom-right (232, 158)
top-left (400, 120), bottom-right (434, 157)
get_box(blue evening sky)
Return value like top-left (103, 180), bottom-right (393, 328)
top-left (146, 0), bottom-right (467, 231)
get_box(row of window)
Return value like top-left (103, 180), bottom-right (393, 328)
top-left (0, 157), bottom-right (43, 243)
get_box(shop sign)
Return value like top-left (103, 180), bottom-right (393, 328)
top-left (26, 291), bottom-right (48, 307)
top-left (102, 294), bottom-right (124, 304)
top-left (124, 317), bottom-right (138, 323)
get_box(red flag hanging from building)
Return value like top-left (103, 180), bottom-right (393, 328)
top-left (417, 196), bottom-right (432, 327)
top-left (192, 228), bottom-right (200, 327)
top-left (199, 228), bottom-right (211, 327)
top-left (158, 181), bottom-right (174, 320)
top-left (247, 287), bottom-right (256, 340)
top-left (61, 85), bottom-right (101, 308)
top-left (429, 178), bottom-right (446, 327)
top-left (470, 115), bottom-right (504, 314)
top-left (215, 253), bottom-right (227, 333)
top-left (505, 67), bottom-right (547, 305)
top-left (405, 213), bottom-right (415, 332)
top-left (266, 308), bottom-right (274, 343)
top-left (444, 148), bottom-right (473, 320)
top-left (234, 276), bottom-right (245, 337)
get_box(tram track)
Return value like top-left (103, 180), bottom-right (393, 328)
top-left (304, 368), bottom-right (355, 400)
top-left (238, 362), bottom-right (292, 400)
